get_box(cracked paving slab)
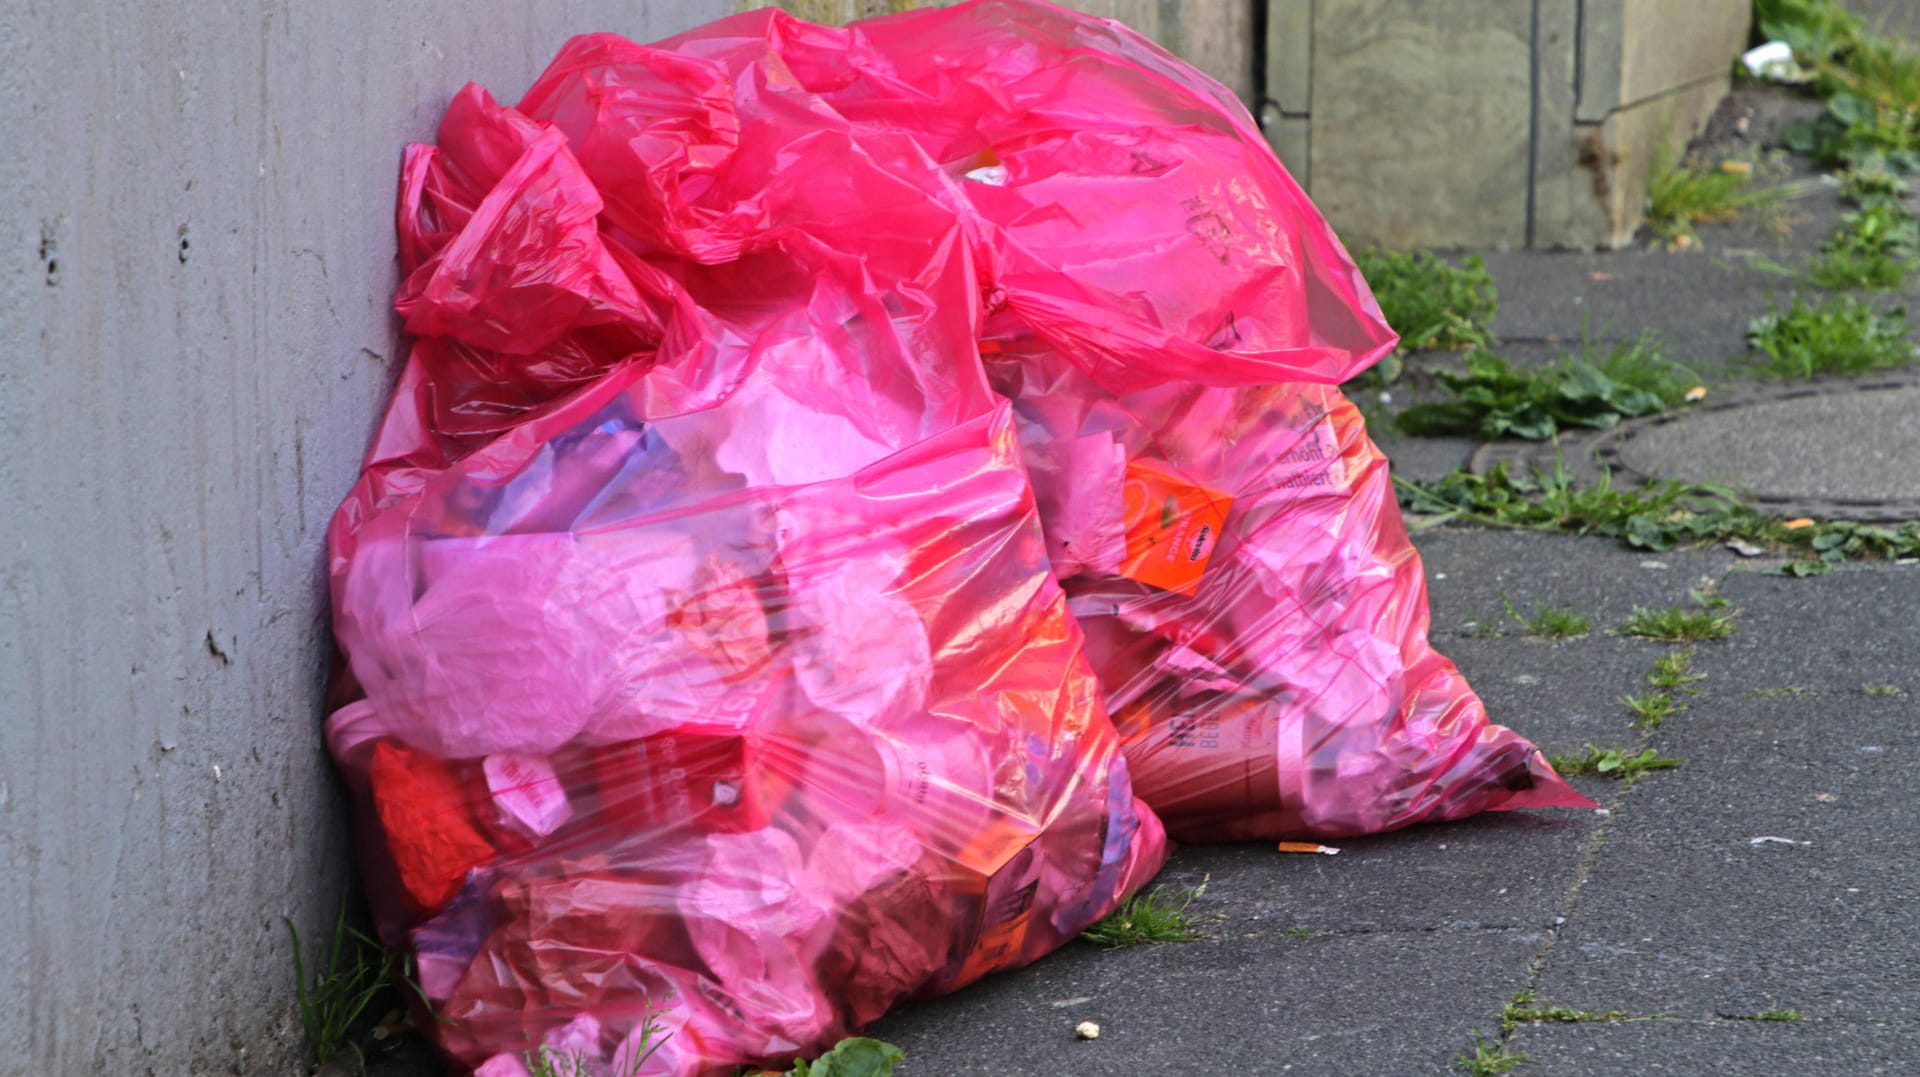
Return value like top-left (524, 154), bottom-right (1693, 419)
top-left (1529, 565), bottom-right (1920, 1029)
top-left (1437, 633), bottom-right (1670, 760)
top-left (1708, 566), bottom-right (1920, 691)
top-left (1411, 528), bottom-right (1739, 635)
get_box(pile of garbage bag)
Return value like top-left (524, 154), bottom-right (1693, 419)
top-left (324, 2), bottom-right (1591, 1073)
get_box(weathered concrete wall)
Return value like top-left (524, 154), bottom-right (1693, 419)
top-left (1568, 0), bottom-right (1749, 248)
top-left (0, 2), bottom-right (728, 1073)
top-left (1266, 0), bottom-right (1748, 250)
top-left (1308, 0), bottom-right (1536, 250)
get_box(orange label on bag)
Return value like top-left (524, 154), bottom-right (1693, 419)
top-left (1118, 460), bottom-right (1232, 595)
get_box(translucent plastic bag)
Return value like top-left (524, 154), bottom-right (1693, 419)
top-left (986, 344), bottom-right (1595, 841)
top-left (328, 3), bottom-right (1586, 1073)
top-left (327, 43), bottom-right (1163, 1074)
top-left (720, 0), bottom-right (1591, 839)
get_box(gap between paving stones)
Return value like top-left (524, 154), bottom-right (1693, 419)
top-left (1472, 560), bottom-right (1920, 1068)
top-left (1522, 570), bottom-right (1920, 1031)
top-left (1461, 551), bottom-right (1755, 1059)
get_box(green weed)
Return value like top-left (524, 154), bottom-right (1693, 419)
top-left (1462, 605), bottom-right (1509, 638)
top-left (1395, 332), bottom-right (1700, 441)
top-left (284, 903), bottom-right (399, 1071)
top-left (1837, 164), bottom-right (1908, 206)
top-left (1549, 746), bottom-right (1683, 782)
top-left (1795, 518), bottom-right (1920, 563)
top-left (1809, 244), bottom-right (1906, 290)
top-left (1396, 464), bottom-right (1755, 552)
top-left (1814, 40), bottom-right (1920, 168)
top-left (1688, 585), bottom-right (1728, 610)
top-left (779, 1038), bottom-right (906, 1077)
top-left (1622, 604), bottom-right (1736, 642)
top-left (1353, 250), bottom-right (1499, 353)
top-left (1394, 465), bottom-right (1920, 562)
top-left (1501, 592), bottom-right (1592, 640)
top-left (1758, 0), bottom-right (1865, 66)
top-left (1082, 880), bottom-right (1205, 948)
top-left (1455, 1034), bottom-right (1528, 1076)
top-left (1646, 143), bottom-right (1787, 246)
top-left (1747, 293), bottom-right (1915, 378)
top-left (1648, 647), bottom-right (1705, 692)
top-left (1526, 606), bottom-right (1593, 640)
top-left (1781, 558), bottom-right (1835, 577)
top-left (1621, 692), bottom-right (1679, 730)
top-left (524, 1046), bottom-right (591, 1077)
top-left (1862, 682), bottom-right (1905, 696)
top-left (525, 1012), bottom-right (671, 1076)
top-left (1628, 646), bottom-right (1701, 731)
top-left (1774, 3), bottom-right (1920, 172)
top-left (1500, 991), bottom-right (1633, 1031)
top-left (1808, 202), bottom-right (1919, 289)
top-left (1786, 95), bottom-right (1920, 173)
top-left (1750, 1009), bottom-right (1806, 1022)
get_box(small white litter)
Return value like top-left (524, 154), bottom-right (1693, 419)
top-left (1742, 41), bottom-right (1809, 83)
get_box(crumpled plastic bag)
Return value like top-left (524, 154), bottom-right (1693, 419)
top-left (326, 2), bottom-right (1586, 1074)
top-left (987, 344), bottom-right (1594, 840)
top-left (326, 18), bottom-right (1166, 1072)
top-left (715, 0), bottom-right (1591, 839)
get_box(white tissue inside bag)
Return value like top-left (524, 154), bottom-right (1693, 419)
top-left (965, 164), bottom-right (1010, 186)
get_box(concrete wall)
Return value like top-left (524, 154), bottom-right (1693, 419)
top-left (1265, 0), bottom-right (1749, 249)
top-left (0, 3), bottom-right (728, 1073)
top-left (1557, 0), bottom-right (1752, 248)
top-left (1304, 0), bottom-right (1538, 249)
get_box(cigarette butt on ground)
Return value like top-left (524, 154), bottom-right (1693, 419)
top-left (1277, 841), bottom-right (1341, 855)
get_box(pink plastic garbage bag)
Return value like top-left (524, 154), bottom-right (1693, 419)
top-left (747, 0), bottom-right (1393, 396)
top-left (326, 1), bottom-right (1589, 1073)
top-left (864, 4), bottom-right (1586, 839)
top-left (722, 0), bottom-right (1591, 839)
top-left (987, 344), bottom-right (1595, 841)
top-left (324, 26), bottom-right (1165, 1075)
